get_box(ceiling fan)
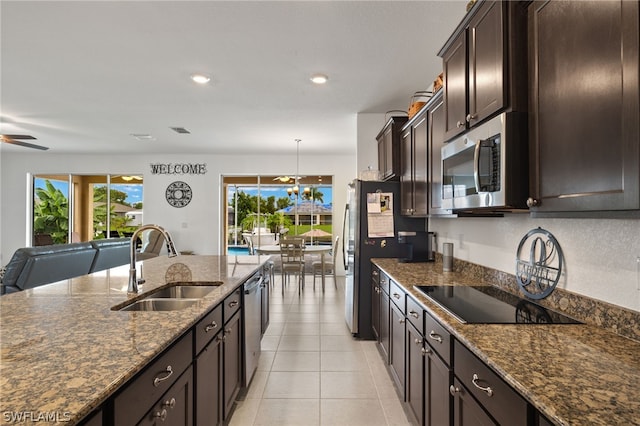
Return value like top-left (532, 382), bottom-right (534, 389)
top-left (0, 134), bottom-right (49, 150)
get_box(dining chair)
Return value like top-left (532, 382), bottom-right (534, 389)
top-left (312, 236), bottom-right (339, 290)
top-left (279, 236), bottom-right (306, 295)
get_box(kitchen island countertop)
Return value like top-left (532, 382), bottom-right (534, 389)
top-left (0, 255), bottom-right (269, 425)
top-left (373, 258), bottom-right (640, 426)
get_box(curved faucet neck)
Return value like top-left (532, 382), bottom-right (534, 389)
top-left (128, 224), bottom-right (179, 294)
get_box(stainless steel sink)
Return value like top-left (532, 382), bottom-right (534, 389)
top-left (146, 284), bottom-right (221, 299)
top-left (118, 298), bottom-right (198, 311)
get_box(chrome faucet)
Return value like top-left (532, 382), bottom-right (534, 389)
top-left (128, 224), bottom-right (179, 293)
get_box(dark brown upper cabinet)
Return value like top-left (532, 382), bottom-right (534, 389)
top-left (527, 0), bottom-right (640, 216)
top-left (439, 0), bottom-right (527, 142)
top-left (377, 116), bottom-right (408, 181)
top-left (400, 108), bottom-right (428, 216)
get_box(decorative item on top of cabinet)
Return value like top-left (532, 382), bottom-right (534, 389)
top-left (377, 114), bottom-right (408, 181)
top-left (439, 0), bottom-right (528, 142)
top-left (527, 0), bottom-right (640, 216)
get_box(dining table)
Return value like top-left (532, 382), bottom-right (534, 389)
top-left (254, 244), bottom-right (332, 293)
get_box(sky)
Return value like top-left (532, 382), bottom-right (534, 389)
top-left (34, 178), bottom-right (144, 205)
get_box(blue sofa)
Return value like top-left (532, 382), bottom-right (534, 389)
top-left (1, 238), bottom-right (130, 295)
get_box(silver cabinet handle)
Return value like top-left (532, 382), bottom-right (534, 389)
top-left (393, 293), bottom-right (401, 299)
top-left (163, 397), bottom-right (176, 409)
top-left (526, 197), bottom-right (540, 208)
top-left (429, 331), bottom-right (443, 343)
top-left (471, 374), bottom-right (494, 397)
top-left (409, 310), bottom-right (420, 319)
top-left (399, 318), bottom-right (405, 324)
top-left (456, 121), bottom-right (465, 128)
top-left (449, 385), bottom-right (460, 396)
top-left (372, 270), bottom-right (379, 277)
top-left (228, 300), bottom-right (239, 308)
top-left (414, 338), bottom-right (423, 345)
top-left (154, 409), bottom-right (167, 422)
top-left (421, 347), bottom-right (432, 356)
top-left (205, 321), bottom-right (218, 332)
top-left (466, 113), bottom-right (477, 122)
top-left (153, 365), bottom-right (173, 387)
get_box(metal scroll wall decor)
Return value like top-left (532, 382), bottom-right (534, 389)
top-left (515, 227), bottom-right (564, 299)
top-left (165, 181), bottom-right (193, 208)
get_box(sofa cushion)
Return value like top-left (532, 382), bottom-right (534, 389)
top-left (6, 242), bottom-right (97, 292)
top-left (90, 238), bottom-right (130, 272)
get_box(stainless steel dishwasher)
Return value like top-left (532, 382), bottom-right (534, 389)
top-left (243, 271), bottom-right (263, 387)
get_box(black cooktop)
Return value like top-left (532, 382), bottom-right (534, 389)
top-left (414, 285), bottom-right (581, 324)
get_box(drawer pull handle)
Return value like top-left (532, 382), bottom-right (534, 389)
top-left (229, 300), bottom-right (239, 308)
top-left (421, 347), bottom-right (432, 356)
top-left (414, 338), bottom-right (423, 345)
top-left (154, 409), bottom-right (168, 422)
top-left (399, 318), bottom-right (405, 324)
top-left (456, 120), bottom-right (465, 128)
top-left (449, 385), bottom-right (460, 396)
top-left (393, 293), bottom-right (401, 299)
top-left (163, 397), bottom-right (176, 409)
top-left (471, 374), bottom-right (494, 397)
top-left (205, 321), bottom-right (218, 332)
top-left (409, 310), bottom-right (420, 319)
top-left (429, 331), bottom-right (443, 343)
top-left (153, 365), bottom-right (173, 387)
top-left (372, 270), bottom-right (379, 277)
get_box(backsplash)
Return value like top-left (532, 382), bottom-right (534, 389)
top-left (439, 254), bottom-right (640, 342)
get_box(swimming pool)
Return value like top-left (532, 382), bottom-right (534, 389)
top-left (227, 246), bottom-right (251, 255)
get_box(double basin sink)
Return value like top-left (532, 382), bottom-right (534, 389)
top-left (113, 282), bottom-right (223, 312)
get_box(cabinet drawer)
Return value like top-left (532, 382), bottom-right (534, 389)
top-left (138, 365), bottom-right (193, 426)
top-left (114, 331), bottom-right (193, 425)
top-left (424, 311), bottom-right (451, 365)
top-left (454, 340), bottom-right (527, 426)
top-left (389, 281), bottom-right (406, 314)
top-left (406, 296), bottom-right (424, 333)
top-left (195, 303), bottom-right (223, 355)
top-left (379, 271), bottom-right (390, 294)
top-left (223, 287), bottom-right (242, 323)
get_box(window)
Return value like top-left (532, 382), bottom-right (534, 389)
top-left (31, 174), bottom-right (144, 245)
top-left (224, 175), bottom-right (333, 255)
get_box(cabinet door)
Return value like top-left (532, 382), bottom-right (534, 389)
top-left (468, 0), bottom-right (506, 126)
top-left (428, 94), bottom-right (448, 215)
top-left (378, 138), bottom-right (386, 179)
top-left (412, 113), bottom-right (429, 216)
top-left (400, 127), bottom-right (413, 215)
top-left (528, 0), bottom-right (640, 213)
top-left (138, 366), bottom-right (193, 426)
top-left (223, 311), bottom-right (242, 420)
top-left (389, 302), bottom-right (406, 397)
top-left (379, 289), bottom-right (390, 363)
top-left (371, 276), bottom-right (381, 340)
top-left (451, 377), bottom-right (497, 426)
top-left (443, 30), bottom-right (468, 141)
top-left (406, 323), bottom-right (424, 426)
top-left (425, 348), bottom-right (451, 426)
top-left (195, 333), bottom-right (222, 426)
top-left (261, 279), bottom-right (269, 335)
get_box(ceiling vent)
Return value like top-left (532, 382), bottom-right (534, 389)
top-left (170, 127), bottom-right (191, 134)
top-left (130, 133), bottom-right (155, 141)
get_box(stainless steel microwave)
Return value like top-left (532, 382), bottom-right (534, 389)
top-left (441, 112), bottom-right (528, 211)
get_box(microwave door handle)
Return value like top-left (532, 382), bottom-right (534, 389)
top-left (473, 139), bottom-right (482, 193)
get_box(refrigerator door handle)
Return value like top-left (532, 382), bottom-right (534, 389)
top-left (342, 203), bottom-right (349, 270)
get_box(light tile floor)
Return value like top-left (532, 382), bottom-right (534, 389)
top-left (229, 275), bottom-right (411, 426)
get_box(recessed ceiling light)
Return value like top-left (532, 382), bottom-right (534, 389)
top-left (310, 74), bottom-right (328, 84)
top-left (191, 74), bottom-right (211, 84)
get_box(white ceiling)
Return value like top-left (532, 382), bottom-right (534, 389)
top-left (0, 1), bottom-right (466, 156)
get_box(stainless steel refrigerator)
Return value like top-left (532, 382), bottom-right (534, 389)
top-left (342, 179), bottom-right (425, 339)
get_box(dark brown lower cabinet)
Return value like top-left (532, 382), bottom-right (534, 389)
top-left (372, 278), bottom-right (381, 341)
top-left (223, 310), bottom-right (242, 420)
top-left (138, 366), bottom-right (193, 426)
top-left (406, 323), bottom-right (424, 425)
top-left (450, 377), bottom-right (496, 426)
top-left (195, 332), bottom-right (222, 426)
top-left (379, 289), bottom-right (390, 362)
top-left (425, 346), bottom-right (451, 426)
top-left (389, 302), bottom-right (406, 396)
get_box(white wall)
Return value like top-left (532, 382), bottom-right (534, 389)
top-left (356, 112), bottom-right (385, 177)
top-left (0, 151), bottom-right (356, 267)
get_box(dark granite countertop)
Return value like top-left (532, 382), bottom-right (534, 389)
top-left (372, 258), bottom-right (640, 426)
top-left (0, 255), bottom-right (268, 425)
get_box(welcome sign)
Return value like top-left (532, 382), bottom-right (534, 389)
top-left (150, 163), bottom-right (207, 175)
